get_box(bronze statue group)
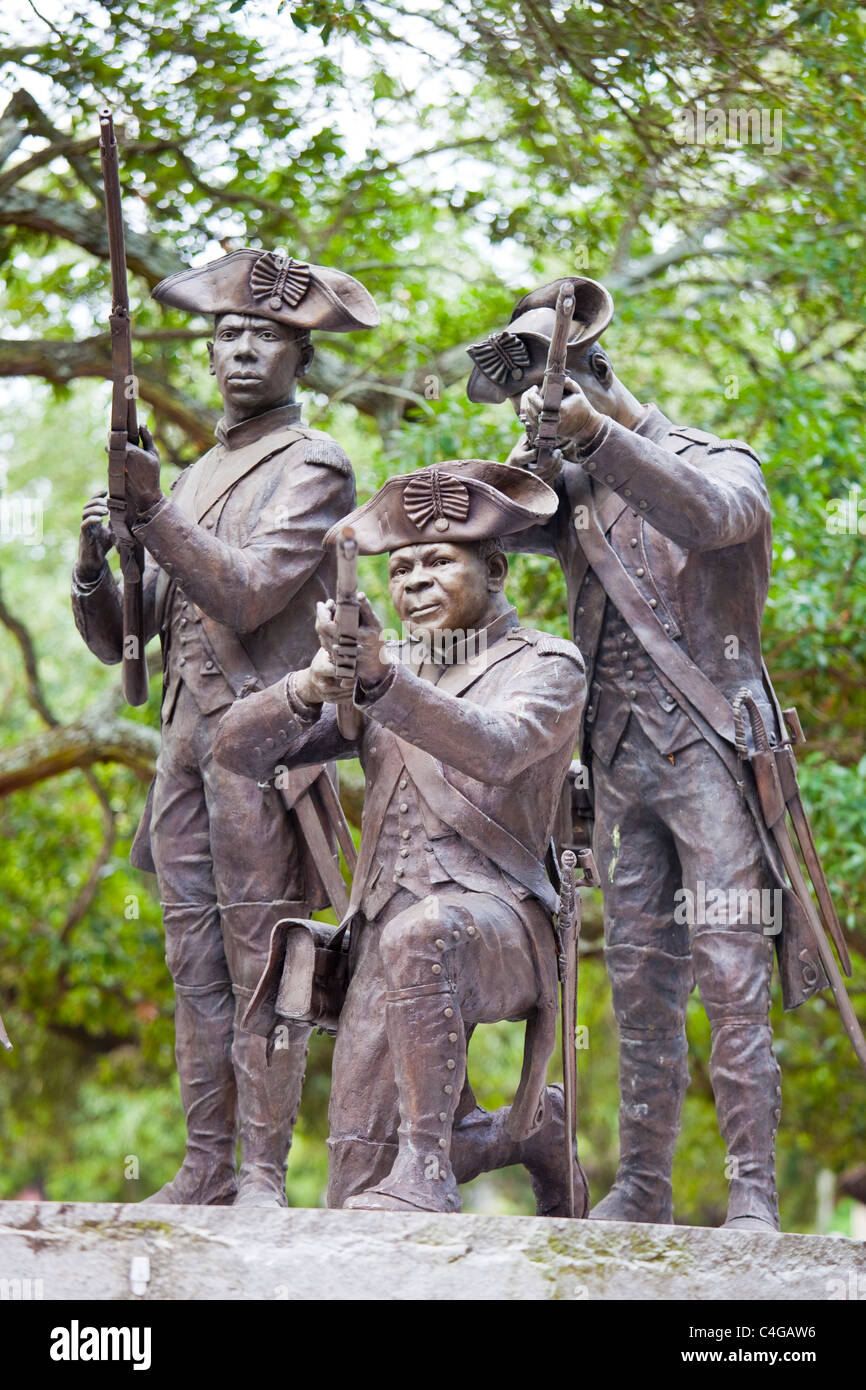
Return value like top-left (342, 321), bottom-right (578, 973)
top-left (72, 247), bottom-right (860, 1232)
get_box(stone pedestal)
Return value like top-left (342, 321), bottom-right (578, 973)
top-left (0, 1201), bottom-right (862, 1300)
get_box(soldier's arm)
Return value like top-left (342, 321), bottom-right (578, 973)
top-left (574, 419), bottom-right (769, 551)
top-left (71, 547), bottom-right (160, 665)
top-left (357, 639), bottom-right (585, 785)
top-left (212, 673), bottom-right (357, 782)
top-left (130, 444), bottom-right (355, 633)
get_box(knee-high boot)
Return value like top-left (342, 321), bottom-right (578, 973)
top-left (345, 982), bottom-right (465, 1213)
top-left (142, 979), bottom-right (238, 1205)
top-left (692, 930), bottom-right (781, 1232)
top-left (591, 944), bottom-right (693, 1224)
top-left (221, 903), bottom-right (313, 1207)
top-left (232, 994), bottom-right (310, 1207)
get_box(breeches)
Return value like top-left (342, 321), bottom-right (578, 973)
top-left (327, 886), bottom-right (539, 1206)
top-left (149, 682), bottom-right (306, 997)
top-left (591, 719), bottom-right (777, 1030)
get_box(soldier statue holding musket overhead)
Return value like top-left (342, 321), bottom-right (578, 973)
top-left (213, 461), bottom-right (591, 1215)
top-left (72, 246), bottom-right (378, 1207)
top-left (467, 276), bottom-right (863, 1232)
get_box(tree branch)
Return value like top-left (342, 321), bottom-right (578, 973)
top-left (0, 712), bottom-right (159, 796)
top-left (0, 335), bottom-right (218, 447)
top-left (0, 568), bottom-right (58, 726)
top-left (0, 86), bottom-right (102, 194)
top-left (0, 331), bottom-right (473, 432)
top-left (0, 187), bottom-right (181, 284)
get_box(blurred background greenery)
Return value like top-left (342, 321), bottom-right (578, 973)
top-left (0, 0), bottom-right (864, 1232)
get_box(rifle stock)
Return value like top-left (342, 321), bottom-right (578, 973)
top-left (99, 110), bottom-right (149, 707)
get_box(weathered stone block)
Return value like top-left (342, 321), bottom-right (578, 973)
top-left (0, 1202), bottom-right (863, 1301)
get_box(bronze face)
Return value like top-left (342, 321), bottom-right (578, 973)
top-left (208, 313), bottom-right (312, 422)
top-left (561, 347), bottom-right (620, 416)
top-left (387, 541), bottom-right (506, 638)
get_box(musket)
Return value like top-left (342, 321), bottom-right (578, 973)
top-left (733, 689), bottom-right (866, 1073)
top-left (556, 845), bottom-right (597, 1216)
top-left (527, 279), bottom-right (576, 480)
top-left (99, 110), bottom-right (149, 707)
top-left (284, 527), bottom-right (361, 916)
top-left (775, 709), bottom-right (851, 975)
top-left (333, 527), bottom-right (363, 741)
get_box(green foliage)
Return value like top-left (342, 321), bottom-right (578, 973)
top-left (0, 0), bottom-right (864, 1230)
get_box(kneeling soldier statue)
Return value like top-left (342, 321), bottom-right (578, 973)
top-left (214, 460), bottom-right (590, 1214)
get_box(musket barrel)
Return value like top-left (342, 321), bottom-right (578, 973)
top-left (547, 284), bottom-right (575, 364)
top-left (558, 846), bottom-right (579, 1218)
top-left (99, 112), bottom-right (130, 312)
top-left (99, 108), bottom-right (147, 706)
top-left (334, 525), bottom-right (363, 738)
top-left (336, 526), bottom-right (359, 605)
top-left (532, 281), bottom-right (576, 477)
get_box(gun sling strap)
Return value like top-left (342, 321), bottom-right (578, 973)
top-left (395, 736), bottom-right (559, 916)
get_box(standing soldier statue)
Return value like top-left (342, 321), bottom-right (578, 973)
top-left (466, 276), bottom-right (860, 1232)
top-left (213, 461), bottom-right (591, 1215)
top-left (71, 248), bottom-right (378, 1206)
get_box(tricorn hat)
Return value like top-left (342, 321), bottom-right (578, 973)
top-left (466, 275), bottom-right (613, 404)
top-left (152, 248), bottom-right (379, 332)
top-left (324, 459), bottom-right (558, 555)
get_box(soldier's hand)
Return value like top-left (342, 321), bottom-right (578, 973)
top-left (315, 595), bottom-right (391, 686)
top-left (519, 379), bottom-right (600, 447)
top-left (77, 490), bottom-right (116, 579)
top-left (355, 594), bottom-right (390, 684)
top-left (504, 433), bottom-right (538, 472)
top-left (294, 647), bottom-right (352, 707)
top-left (121, 424), bottom-right (163, 516)
top-left (505, 431), bottom-right (564, 485)
top-left (315, 598), bottom-right (339, 659)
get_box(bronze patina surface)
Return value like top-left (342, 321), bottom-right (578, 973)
top-left (214, 462), bottom-right (590, 1215)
